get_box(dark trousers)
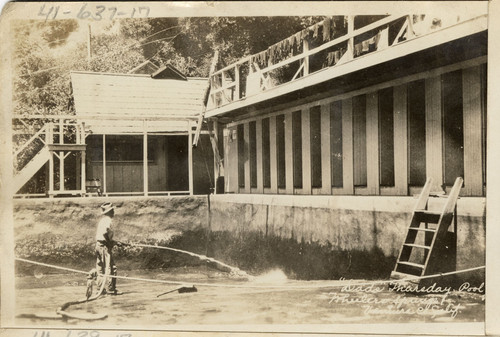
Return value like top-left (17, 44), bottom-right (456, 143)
top-left (95, 242), bottom-right (117, 292)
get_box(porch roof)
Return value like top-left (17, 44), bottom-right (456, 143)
top-left (71, 71), bottom-right (208, 133)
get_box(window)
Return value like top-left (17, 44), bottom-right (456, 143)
top-left (105, 135), bottom-right (143, 161)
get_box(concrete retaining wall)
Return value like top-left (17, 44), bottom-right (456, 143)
top-left (13, 194), bottom-right (485, 281)
top-left (210, 194), bottom-right (486, 275)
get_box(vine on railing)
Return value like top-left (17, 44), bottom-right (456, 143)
top-left (207, 13), bottom-right (470, 110)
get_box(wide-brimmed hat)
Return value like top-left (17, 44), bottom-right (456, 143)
top-left (100, 202), bottom-right (115, 215)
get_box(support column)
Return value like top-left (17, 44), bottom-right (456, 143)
top-left (394, 84), bottom-right (408, 195)
top-left (48, 151), bottom-right (54, 197)
top-left (301, 109), bottom-right (312, 194)
top-left (188, 124), bottom-right (194, 195)
top-left (102, 134), bottom-right (107, 195)
top-left (425, 76), bottom-right (443, 191)
top-left (285, 113), bottom-right (294, 194)
top-left (256, 119), bottom-right (264, 193)
top-left (462, 66), bottom-right (484, 196)
top-left (243, 122), bottom-right (251, 192)
top-left (143, 120), bottom-right (149, 196)
top-left (269, 116), bottom-right (278, 193)
top-left (320, 104), bottom-right (332, 194)
top-left (366, 92), bottom-right (379, 195)
top-left (59, 119), bottom-right (64, 192)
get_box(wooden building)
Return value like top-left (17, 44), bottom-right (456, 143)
top-left (13, 65), bottom-right (215, 197)
top-left (205, 13), bottom-right (487, 198)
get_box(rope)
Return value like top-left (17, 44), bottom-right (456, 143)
top-left (15, 257), bottom-right (485, 290)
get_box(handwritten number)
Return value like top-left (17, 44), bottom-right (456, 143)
top-left (108, 7), bottom-right (117, 20)
top-left (139, 7), bottom-right (150, 18)
top-left (89, 331), bottom-right (100, 337)
top-left (77, 4), bottom-right (91, 20)
top-left (94, 6), bottom-right (105, 21)
top-left (130, 8), bottom-right (136, 18)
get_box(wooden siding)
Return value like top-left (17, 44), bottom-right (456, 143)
top-left (462, 66), bottom-right (484, 196)
top-left (223, 60), bottom-right (486, 197)
top-left (425, 76), bottom-right (443, 191)
top-left (393, 84), bottom-right (408, 195)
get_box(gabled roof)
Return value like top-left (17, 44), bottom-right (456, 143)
top-left (151, 64), bottom-right (187, 80)
top-left (70, 71), bottom-right (208, 133)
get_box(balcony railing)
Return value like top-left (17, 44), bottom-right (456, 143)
top-left (207, 13), bottom-right (482, 111)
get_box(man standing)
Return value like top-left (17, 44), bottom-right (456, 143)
top-left (95, 202), bottom-right (122, 295)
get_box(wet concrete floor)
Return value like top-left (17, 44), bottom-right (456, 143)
top-left (14, 267), bottom-right (484, 328)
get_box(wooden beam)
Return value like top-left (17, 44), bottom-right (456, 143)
top-left (342, 98), bottom-right (354, 194)
top-left (462, 65), bottom-right (483, 196)
top-left (320, 104), bottom-right (332, 194)
top-left (425, 76), bottom-right (443, 191)
top-left (143, 121), bottom-right (149, 196)
top-left (301, 109), bottom-right (312, 194)
top-left (393, 84), bottom-right (408, 195)
top-left (285, 113), bottom-right (294, 194)
top-left (269, 116), bottom-right (278, 193)
top-left (256, 119), bottom-right (264, 193)
top-left (366, 92), bottom-right (379, 195)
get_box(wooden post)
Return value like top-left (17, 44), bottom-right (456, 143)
top-left (269, 116), bottom-right (278, 193)
top-left (393, 84), bottom-right (408, 195)
top-left (285, 113), bottom-right (294, 194)
top-left (301, 109), bottom-right (312, 194)
top-left (243, 122), bottom-right (251, 192)
top-left (81, 123), bottom-right (86, 195)
top-left (425, 76), bottom-right (443, 191)
top-left (213, 120), bottom-right (220, 191)
top-left (188, 124), bottom-right (194, 195)
top-left (366, 92), bottom-right (379, 195)
top-left (303, 40), bottom-right (310, 76)
top-left (320, 104), bottom-right (332, 194)
top-left (47, 150), bottom-right (54, 197)
top-left (462, 66), bottom-right (483, 196)
top-left (256, 118), bottom-right (264, 193)
top-left (342, 98), bottom-right (354, 194)
top-left (59, 120), bottom-right (64, 191)
top-left (102, 134), bottom-right (107, 195)
top-left (143, 120), bottom-right (149, 196)
top-left (235, 65), bottom-right (240, 100)
top-left (347, 16), bottom-right (355, 61)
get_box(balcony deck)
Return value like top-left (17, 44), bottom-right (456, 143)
top-left (205, 13), bottom-right (487, 119)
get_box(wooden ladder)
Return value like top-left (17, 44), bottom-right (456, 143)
top-left (390, 177), bottom-right (463, 284)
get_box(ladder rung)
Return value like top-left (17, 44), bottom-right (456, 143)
top-left (404, 243), bottom-right (431, 250)
top-left (397, 261), bottom-right (425, 269)
top-left (390, 271), bottom-right (421, 281)
top-left (409, 227), bottom-right (436, 232)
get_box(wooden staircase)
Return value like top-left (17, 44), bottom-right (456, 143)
top-left (390, 177), bottom-right (463, 285)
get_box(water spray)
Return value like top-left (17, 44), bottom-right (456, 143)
top-left (126, 242), bottom-right (254, 280)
